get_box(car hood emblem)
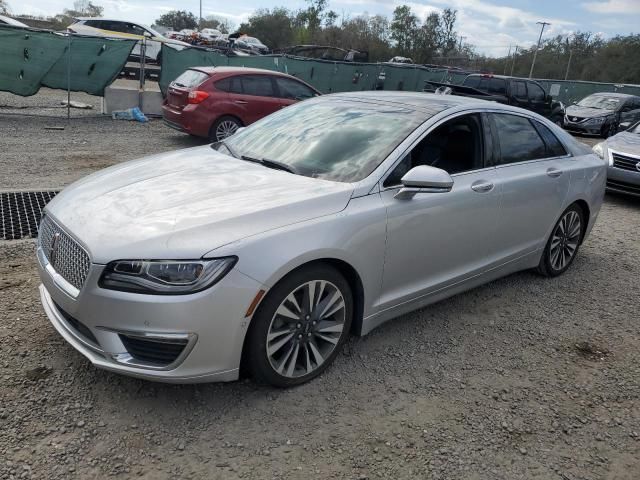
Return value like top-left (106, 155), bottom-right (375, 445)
top-left (49, 232), bottom-right (61, 266)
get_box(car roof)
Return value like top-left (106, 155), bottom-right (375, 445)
top-left (329, 91), bottom-right (489, 113)
top-left (588, 92), bottom-right (637, 99)
top-left (0, 15), bottom-right (29, 27)
top-left (191, 66), bottom-right (297, 78)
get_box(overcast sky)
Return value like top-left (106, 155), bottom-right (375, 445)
top-left (9, 0), bottom-right (640, 56)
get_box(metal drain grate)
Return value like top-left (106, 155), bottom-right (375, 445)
top-left (1, 191), bottom-right (59, 240)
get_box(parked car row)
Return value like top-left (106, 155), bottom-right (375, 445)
top-left (563, 93), bottom-right (640, 138)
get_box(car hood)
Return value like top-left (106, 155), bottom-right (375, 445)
top-left (607, 131), bottom-right (640, 156)
top-left (566, 105), bottom-right (613, 119)
top-left (45, 146), bottom-right (354, 263)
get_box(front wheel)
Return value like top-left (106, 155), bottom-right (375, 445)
top-left (537, 204), bottom-right (584, 277)
top-left (603, 123), bottom-right (617, 138)
top-left (246, 264), bottom-right (353, 387)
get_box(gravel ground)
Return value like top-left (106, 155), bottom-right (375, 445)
top-left (1, 89), bottom-right (638, 480)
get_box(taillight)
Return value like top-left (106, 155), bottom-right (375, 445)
top-left (188, 91), bottom-right (210, 104)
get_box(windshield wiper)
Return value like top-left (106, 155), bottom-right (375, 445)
top-left (241, 155), bottom-right (298, 175)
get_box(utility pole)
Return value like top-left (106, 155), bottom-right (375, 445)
top-left (199, 0), bottom-right (202, 29)
top-left (504, 45), bottom-right (512, 75)
top-left (564, 49), bottom-right (573, 80)
top-left (510, 46), bottom-right (518, 76)
top-left (564, 34), bottom-right (575, 80)
top-left (458, 35), bottom-right (467, 51)
top-left (529, 21), bottom-right (550, 78)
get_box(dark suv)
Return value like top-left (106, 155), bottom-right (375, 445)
top-left (425, 74), bottom-right (565, 125)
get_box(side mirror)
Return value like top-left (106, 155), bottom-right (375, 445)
top-left (394, 165), bottom-right (453, 200)
top-left (144, 31), bottom-right (152, 38)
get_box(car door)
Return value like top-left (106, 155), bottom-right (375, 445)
top-left (274, 77), bottom-right (318, 108)
top-left (488, 112), bottom-right (571, 262)
top-left (226, 75), bottom-right (282, 125)
top-left (377, 112), bottom-right (501, 310)
top-left (509, 80), bottom-right (530, 110)
top-left (527, 81), bottom-right (550, 117)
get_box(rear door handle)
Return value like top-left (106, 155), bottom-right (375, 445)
top-left (234, 100), bottom-right (248, 105)
top-left (547, 167), bottom-right (563, 178)
top-left (470, 181), bottom-right (494, 193)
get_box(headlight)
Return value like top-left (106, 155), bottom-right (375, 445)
top-left (99, 257), bottom-right (237, 294)
top-left (587, 117), bottom-right (606, 125)
top-left (592, 142), bottom-right (612, 165)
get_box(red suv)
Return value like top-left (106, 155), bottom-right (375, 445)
top-left (162, 67), bottom-right (321, 142)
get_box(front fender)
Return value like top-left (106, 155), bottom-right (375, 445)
top-left (206, 194), bottom-right (388, 319)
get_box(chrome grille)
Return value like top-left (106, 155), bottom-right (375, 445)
top-left (38, 216), bottom-right (91, 291)
top-left (611, 153), bottom-right (640, 173)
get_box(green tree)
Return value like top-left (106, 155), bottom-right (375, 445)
top-left (155, 10), bottom-right (198, 31)
top-left (390, 5), bottom-right (418, 56)
top-left (238, 8), bottom-right (294, 50)
top-left (0, 0), bottom-right (11, 14)
top-left (200, 15), bottom-right (234, 33)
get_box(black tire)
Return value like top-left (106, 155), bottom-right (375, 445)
top-left (603, 122), bottom-right (617, 138)
top-left (209, 116), bottom-right (242, 142)
top-left (551, 115), bottom-right (564, 128)
top-left (246, 264), bottom-right (353, 387)
top-left (537, 204), bottom-right (585, 277)
top-left (155, 51), bottom-right (162, 66)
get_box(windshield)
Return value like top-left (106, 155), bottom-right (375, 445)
top-left (576, 95), bottom-right (621, 111)
top-left (220, 99), bottom-right (426, 183)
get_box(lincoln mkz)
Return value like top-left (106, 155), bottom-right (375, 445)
top-left (37, 92), bottom-right (606, 387)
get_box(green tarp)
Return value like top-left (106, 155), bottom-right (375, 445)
top-left (160, 44), bottom-right (640, 106)
top-left (0, 25), bottom-right (135, 97)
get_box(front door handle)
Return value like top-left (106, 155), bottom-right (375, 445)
top-left (234, 100), bottom-right (248, 105)
top-left (471, 181), bottom-right (494, 193)
top-left (547, 167), bottom-right (563, 178)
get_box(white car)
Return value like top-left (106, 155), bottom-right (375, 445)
top-left (234, 35), bottom-right (269, 54)
top-left (0, 15), bottom-right (29, 27)
top-left (68, 18), bottom-right (190, 64)
top-left (201, 28), bottom-right (223, 41)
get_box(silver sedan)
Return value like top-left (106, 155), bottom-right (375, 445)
top-left (37, 92), bottom-right (606, 387)
top-left (593, 120), bottom-right (640, 197)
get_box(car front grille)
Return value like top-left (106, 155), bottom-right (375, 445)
top-left (119, 334), bottom-right (189, 366)
top-left (611, 153), bottom-right (640, 173)
top-left (38, 216), bottom-right (91, 291)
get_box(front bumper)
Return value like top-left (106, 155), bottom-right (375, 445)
top-left (563, 121), bottom-right (603, 136)
top-left (607, 160), bottom-right (640, 197)
top-left (37, 248), bottom-right (265, 383)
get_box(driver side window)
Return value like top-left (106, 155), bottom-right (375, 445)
top-left (384, 114), bottom-right (485, 187)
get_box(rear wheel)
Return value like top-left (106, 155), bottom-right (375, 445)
top-left (246, 264), bottom-right (353, 387)
top-left (209, 116), bottom-right (242, 142)
top-left (537, 204), bottom-right (584, 277)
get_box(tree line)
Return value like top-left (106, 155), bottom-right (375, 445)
top-left (6, 0), bottom-right (639, 83)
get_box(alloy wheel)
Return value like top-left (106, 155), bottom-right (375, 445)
top-left (216, 120), bottom-right (239, 140)
top-left (549, 210), bottom-right (581, 271)
top-left (266, 280), bottom-right (346, 379)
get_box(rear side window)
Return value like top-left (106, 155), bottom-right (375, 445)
top-left (527, 82), bottom-right (546, 102)
top-left (491, 113), bottom-right (547, 164)
top-left (488, 78), bottom-right (506, 95)
top-left (240, 75), bottom-right (275, 97)
top-left (173, 70), bottom-right (209, 88)
top-left (463, 76), bottom-right (481, 89)
top-left (511, 81), bottom-right (527, 100)
top-left (275, 77), bottom-right (316, 100)
top-left (214, 78), bottom-right (231, 92)
top-left (532, 121), bottom-right (567, 157)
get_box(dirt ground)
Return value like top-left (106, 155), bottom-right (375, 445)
top-left (0, 89), bottom-right (638, 480)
